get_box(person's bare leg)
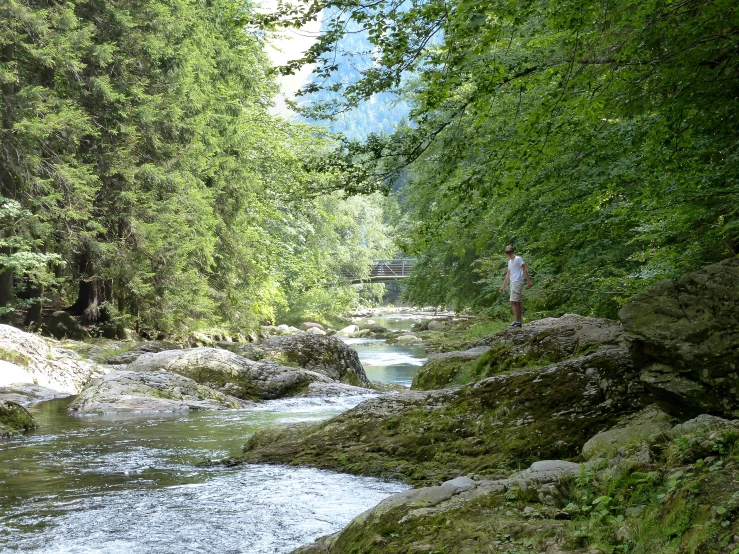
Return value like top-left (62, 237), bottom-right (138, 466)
top-left (510, 301), bottom-right (517, 322)
top-left (513, 301), bottom-right (522, 323)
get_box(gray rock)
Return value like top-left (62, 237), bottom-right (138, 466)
top-left (620, 257), bottom-right (739, 417)
top-left (0, 383), bottom-right (69, 406)
top-left (127, 347), bottom-right (332, 401)
top-left (441, 476), bottom-right (476, 492)
top-left (258, 335), bottom-right (370, 387)
top-left (515, 460), bottom-right (582, 481)
top-left (668, 414), bottom-right (739, 437)
top-left (337, 325), bottom-right (359, 336)
top-left (105, 341), bottom-right (180, 365)
top-left (301, 322), bottom-right (325, 331)
top-left (69, 370), bottom-right (248, 414)
top-left (0, 324), bottom-right (103, 394)
top-left (427, 320), bottom-right (449, 330)
top-left (582, 405), bottom-right (674, 460)
top-left (306, 327), bottom-right (326, 336)
top-left (47, 311), bottom-right (89, 340)
top-left (395, 334), bottom-right (423, 345)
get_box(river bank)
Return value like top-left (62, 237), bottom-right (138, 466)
top-left (3, 257), bottom-right (739, 553)
top-left (240, 259), bottom-right (739, 553)
top-left (0, 313), bottom-right (428, 553)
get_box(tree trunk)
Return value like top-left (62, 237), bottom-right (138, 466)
top-left (67, 254), bottom-right (113, 323)
top-left (0, 41), bottom-right (16, 320)
top-left (23, 285), bottom-right (43, 328)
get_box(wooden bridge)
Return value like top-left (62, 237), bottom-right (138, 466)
top-left (341, 259), bottom-right (416, 283)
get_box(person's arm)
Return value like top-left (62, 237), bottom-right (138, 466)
top-left (523, 263), bottom-right (533, 288)
top-left (499, 269), bottom-right (510, 292)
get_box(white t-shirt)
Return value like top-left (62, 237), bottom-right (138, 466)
top-left (508, 256), bottom-right (526, 283)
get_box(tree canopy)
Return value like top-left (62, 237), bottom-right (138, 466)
top-left (262, 0), bottom-right (739, 317)
top-left (1, 0), bottom-right (392, 334)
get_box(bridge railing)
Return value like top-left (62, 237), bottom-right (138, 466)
top-left (340, 258), bottom-right (416, 281)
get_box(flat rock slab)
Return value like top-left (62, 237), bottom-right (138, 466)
top-left (127, 347), bottom-right (332, 401)
top-left (0, 384), bottom-right (70, 406)
top-left (69, 370), bottom-right (248, 414)
top-left (105, 341), bottom-right (180, 365)
top-left (294, 382), bottom-right (378, 398)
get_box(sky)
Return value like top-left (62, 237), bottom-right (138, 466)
top-left (260, 2), bottom-right (322, 117)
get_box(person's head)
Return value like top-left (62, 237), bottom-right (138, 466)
top-left (504, 245), bottom-right (516, 259)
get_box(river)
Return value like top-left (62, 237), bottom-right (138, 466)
top-left (0, 314), bottom-right (427, 553)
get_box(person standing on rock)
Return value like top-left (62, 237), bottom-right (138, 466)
top-left (499, 245), bottom-right (532, 327)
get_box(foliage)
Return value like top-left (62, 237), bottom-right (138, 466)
top-left (0, 0), bottom-right (392, 332)
top-left (260, 0), bottom-right (739, 317)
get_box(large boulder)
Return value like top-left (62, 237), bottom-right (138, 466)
top-left (68, 370), bottom-right (247, 414)
top-left (412, 346), bottom-right (490, 390)
top-left (127, 347), bottom-right (333, 401)
top-left (0, 400), bottom-right (37, 438)
top-left (239, 346), bottom-right (649, 484)
top-left (0, 324), bottom-right (102, 394)
top-left (47, 311), bottom-right (89, 340)
top-left (258, 335), bottom-right (370, 387)
top-left (105, 341), bottom-right (180, 365)
top-left (292, 460), bottom-right (584, 554)
top-left (620, 257), bottom-right (739, 417)
top-left (413, 315), bottom-right (624, 390)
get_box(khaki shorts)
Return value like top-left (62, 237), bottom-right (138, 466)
top-left (510, 281), bottom-right (525, 302)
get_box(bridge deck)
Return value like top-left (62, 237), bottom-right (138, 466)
top-left (341, 259), bottom-right (416, 282)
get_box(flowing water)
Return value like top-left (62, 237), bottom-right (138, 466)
top-left (0, 314), bottom-right (427, 554)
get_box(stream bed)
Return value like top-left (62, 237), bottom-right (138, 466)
top-left (0, 314), bottom-right (427, 554)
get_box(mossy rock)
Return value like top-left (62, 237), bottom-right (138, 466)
top-left (127, 347), bottom-right (332, 401)
top-left (47, 311), bottom-right (89, 340)
top-left (292, 415), bottom-right (739, 554)
top-left (581, 405), bottom-right (675, 460)
top-left (411, 347), bottom-right (489, 390)
top-left (239, 347), bottom-right (650, 484)
top-left (620, 257), bottom-right (739, 417)
top-left (248, 335), bottom-right (370, 387)
top-left (412, 315), bottom-right (624, 391)
top-left (0, 400), bottom-right (37, 438)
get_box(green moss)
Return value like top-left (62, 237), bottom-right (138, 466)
top-left (297, 427), bottom-right (739, 554)
top-left (0, 401), bottom-right (37, 438)
top-left (411, 357), bottom-right (478, 390)
top-left (412, 345), bottom-right (560, 391)
top-left (0, 347), bottom-right (31, 368)
top-left (240, 350), bottom-right (641, 485)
